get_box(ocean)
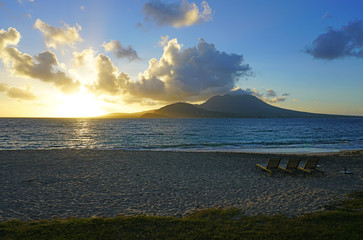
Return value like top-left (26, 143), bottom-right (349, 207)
top-left (0, 118), bottom-right (363, 153)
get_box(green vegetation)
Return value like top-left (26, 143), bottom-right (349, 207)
top-left (1, 192), bottom-right (362, 240)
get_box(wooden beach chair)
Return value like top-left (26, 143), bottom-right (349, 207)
top-left (298, 158), bottom-right (324, 175)
top-left (256, 158), bottom-right (281, 173)
top-left (279, 159), bottom-right (301, 173)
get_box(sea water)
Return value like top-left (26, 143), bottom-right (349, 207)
top-left (0, 118), bottom-right (363, 153)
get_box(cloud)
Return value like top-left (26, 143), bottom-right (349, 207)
top-left (72, 48), bottom-right (95, 68)
top-left (34, 19), bottom-right (82, 49)
top-left (266, 97), bottom-right (287, 103)
top-left (0, 83), bottom-right (37, 100)
top-left (17, 0), bottom-right (34, 3)
top-left (266, 89), bottom-right (277, 97)
top-left (321, 12), bottom-right (332, 20)
top-left (90, 38), bottom-right (251, 103)
top-left (134, 38), bottom-right (251, 101)
top-left (0, 27), bottom-right (20, 48)
top-left (135, 22), bottom-right (144, 29)
top-left (158, 35), bottom-right (169, 47)
top-left (228, 87), bottom-right (254, 96)
top-left (261, 89), bottom-right (288, 103)
top-left (143, 0), bottom-right (212, 28)
top-left (229, 87), bottom-right (288, 103)
top-left (0, 82), bottom-right (8, 92)
top-left (0, 27), bottom-right (79, 93)
top-left (91, 54), bottom-right (128, 95)
top-left (102, 40), bottom-right (140, 61)
top-left (305, 19), bottom-right (363, 59)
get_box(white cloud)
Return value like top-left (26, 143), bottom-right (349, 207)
top-left (90, 38), bottom-right (251, 103)
top-left (102, 40), bottom-right (140, 61)
top-left (0, 83), bottom-right (9, 92)
top-left (158, 35), bottom-right (169, 47)
top-left (0, 27), bottom-right (79, 93)
top-left (0, 27), bottom-right (21, 49)
top-left (143, 0), bottom-right (213, 28)
top-left (200, 1), bottom-right (212, 22)
top-left (72, 48), bottom-right (96, 68)
top-left (18, 0), bottom-right (35, 3)
top-left (229, 87), bottom-right (254, 96)
top-left (0, 83), bottom-right (37, 100)
top-left (92, 54), bottom-right (127, 95)
top-left (34, 19), bottom-right (83, 49)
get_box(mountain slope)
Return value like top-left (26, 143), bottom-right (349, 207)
top-left (141, 102), bottom-right (229, 118)
top-left (98, 94), bottom-right (358, 119)
top-left (199, 94), bottom-right (332, 118)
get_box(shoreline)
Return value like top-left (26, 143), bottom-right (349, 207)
top-left (1, 149), bottom-right (362, 221)
top-left (1, 148), bottom-right (363, 156)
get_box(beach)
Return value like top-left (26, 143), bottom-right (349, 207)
top-left (0, 149), bottom-right (362, 221)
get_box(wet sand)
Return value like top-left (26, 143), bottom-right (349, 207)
top-left (0, 149), bottom-right (362, 221)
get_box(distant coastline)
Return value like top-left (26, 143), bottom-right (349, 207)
top-left (97, 95), bottom-right (363, 119)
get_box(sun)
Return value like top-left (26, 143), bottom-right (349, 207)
top-left (57, 91), bottom-right (106, 118)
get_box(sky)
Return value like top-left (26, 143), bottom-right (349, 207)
top-left (0, 0), bottom-right (362, 117)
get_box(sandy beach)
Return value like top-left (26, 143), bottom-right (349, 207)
top-left (0, 149), bottom-right (362, 221)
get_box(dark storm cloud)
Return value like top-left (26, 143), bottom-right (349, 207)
top-left (305, 19), bottom-right (363, 59)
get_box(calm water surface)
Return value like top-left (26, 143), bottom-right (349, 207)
top-left (0, 118), bottom-right (363, 153)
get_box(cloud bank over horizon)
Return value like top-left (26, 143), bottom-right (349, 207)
top-left (305, 19), bottom-right (363, 59)
top-left (143, 0), bottom-right (212, 28)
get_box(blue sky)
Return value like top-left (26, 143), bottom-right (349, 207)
top-left (0, 0), bottom-right (362, 117)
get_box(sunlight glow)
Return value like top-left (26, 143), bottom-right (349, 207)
top-left (56, 91), bottom-right (106, 118)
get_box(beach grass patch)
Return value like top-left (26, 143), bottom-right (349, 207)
top-left (0, 191), bottom-right (362, 239)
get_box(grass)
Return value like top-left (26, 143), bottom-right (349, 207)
top-left (0, 192), bottom-right (362, 240)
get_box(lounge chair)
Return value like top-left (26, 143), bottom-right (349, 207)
top-left (279, 158), bottom-right (301, 173)
top-left (298, 158), bottom-right (324, 175)
top-left (256, 158), bottom-right (281, 173)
